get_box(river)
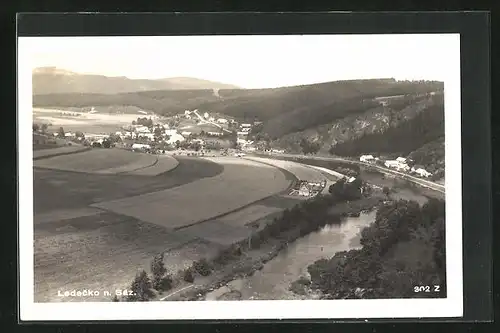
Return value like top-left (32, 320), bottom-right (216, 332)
top-left (206, 210), bottom-right (376, 300)
top-left (205, 188), bottom-right (430, 301)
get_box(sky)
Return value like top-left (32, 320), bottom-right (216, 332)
top-left (21, 34), bottom-right (459, 89)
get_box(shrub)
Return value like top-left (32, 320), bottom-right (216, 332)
top-left (193, 258), bottom-right (212, 276)
top-left (183, 268), bottom-right (195, 283)
top-left (158, 275), bottom-right (173, 291)
top-left (127, 270), bottom-right (155, 302)
top-left (150, 253), bottom-right (168, 290)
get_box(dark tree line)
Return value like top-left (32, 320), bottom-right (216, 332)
top-left (306, 198), bottom-right (446, 299)
top-left (34, 80), bottom-right (443, 126)
top-left (330, 103), bottom-right (444, 157)
top-left (119, 176), bottom-right (369, 301)
top-left (300, 138), bottom-right (321, 155)
top-left (133, 117), bottom-right (153, 127)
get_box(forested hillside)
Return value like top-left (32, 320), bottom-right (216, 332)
top-left (305, 198), bottom-right (446, 299)
top-left (33, 78), bottom-right (443, 121)
top-left (330, 102), bottom-right (444, 156)
top-left (34, 76), bottom-right (445, 170)
top-left (271, 92), bottom-right (444, 152)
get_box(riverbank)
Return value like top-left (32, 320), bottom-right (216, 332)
top-left (163, 194), bottom-right (384, 301)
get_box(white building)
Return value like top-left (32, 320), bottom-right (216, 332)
top-left (237, 131), bottom-right (249, 136)
top-left (207, 131), bottom-right (223, 136)
top-left (360, 155), bottom-right (374, 162)
top-left (347, 177), bottom-right (356, 183)
top-left (184, 110), bottom-right (191, 116)
top-left (241, 123), bottom-right (252, 128)
top-left (209, 117), bottom-right (215, 122)
top-left (414, 168), bottom-right (432, 177)
top-left (385, 160), bottom-right (400, 168)
top-left (411, 165), bottom-right (432, 177)
top-left (217, 118), bottom-right (228, 124)
top-left (132, 143), bottom-right (151, 150)
top-left (204, 112), bottom-right (209, 119)
top-left (396, 157), bottom-right (407, 163)
top-left (136, 126), bottom-right (150, 133)
top-left (385, 159), bottom-right (410, 172)
top-left (166, 132), bottom-right (185, 144)
top-left (192, 138), bottom-right (205, 145)
top-left (298, 184), bottom-right (311, 197)
top-left (181, 131), bottom-right (192, 137)
top-left (241, 128), bottom-right (251, 133)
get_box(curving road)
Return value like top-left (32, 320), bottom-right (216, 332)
top-left (258, 153), bottom-right (445, 194)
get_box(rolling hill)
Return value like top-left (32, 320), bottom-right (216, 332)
top-left (33, 78), bottom-right (445, 176)
top-left (32, 67), bottom-right (240, 94)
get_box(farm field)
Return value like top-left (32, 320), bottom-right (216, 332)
top-left (305, 164), bottom-right (345, 180)
top-left (217, 204), bottom-right (284, 228)
top-left (33, 107), bottom-right (147, 134)
top-left (178, 122), bottom-right (224, 134)
top-left (90, 157), bottom-right (291, 230)
top-left (175, 220), bottom-right (252, 246)
top-left (243, 156), bottom-right (328, 182)
top-left (124, 155), bottom-right (179, 176)
top-left (34, 149), bottom-right (157, 174)
top-left (33, 155), bottom-right (295, 302)
top-left (34, 157), bottom-right (224, 214)
top-left (33, 152), bottom-right (309, 302)
top-left (34, 211), bottom-right (216, 302)
top-left (33, 145), bottom-right (89, 159)
top-left (35, 207), bottom-right (105, 224)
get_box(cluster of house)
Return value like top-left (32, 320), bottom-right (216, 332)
top-left (359, 154), bottom-right (432, 178)
top-left (290, 180), bottom-right (327, 198)
top-left (237, 123), bottom-right (253, 136)
top-left (182, 109), bottom-right (238, 126)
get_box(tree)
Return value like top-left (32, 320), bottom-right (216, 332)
top-left (108, 133), bottom-right (121, 143)
top-left (328, 145), bottom-right (335, 155)
top-left (127, 270), bottom-right (155, 302)
top-left (175, 140), bottom-right (181, 149)
top-left (32, 123), bottom-right (40, 132)
top-left (193, 258), bottom-right (212, 276)
top-left (151, 253), bottom-right (168, 290)
top-left (383, 186), bottom-right (391, 197)
top-left (132, 120), bottom-right (137, 125)
top-left (75, 131), bottom-right (85, 139)
top-left (183, 268), bottom-right (195, 283)
top-left (111, 295), bottom-right (119, 302)
top-left (154, 127), bottom-right (163, 137)
top-left (41, 123), bottom-right (49, 133)
top-left (57, 127), bottom-right (65, 138)
top-left (300, 138), bottom-right (321, 155)
top-left (192, 142), bottom-right (201, 152)
top-left (102, 139), bottom-right (111, 148)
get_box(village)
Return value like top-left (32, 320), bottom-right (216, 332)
top-left (33, 108), bottom-right (266, 158)
top-left (33, 107), bottom-right (434, 184)
top-left (359, 154), bottom-right (433, 178)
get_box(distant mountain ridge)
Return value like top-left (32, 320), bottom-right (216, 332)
top-left (32, 67), bottom-right (240, 94)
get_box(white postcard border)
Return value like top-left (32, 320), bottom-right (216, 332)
top-left (18, 34), bottom-right (463, 321)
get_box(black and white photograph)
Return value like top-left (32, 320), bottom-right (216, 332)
top-left (19, 32), bottom-right (464, 320)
